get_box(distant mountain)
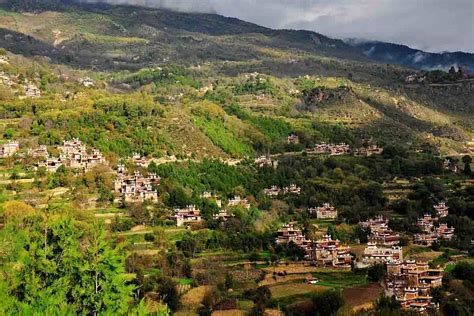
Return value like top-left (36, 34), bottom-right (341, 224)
top-left (0, 1), bottom-right (365, 71)
top-left (347, 40), bottom-right (474, 73)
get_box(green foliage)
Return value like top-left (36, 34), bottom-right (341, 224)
top-left (233, 75), bottom-right (278, 96)
top-left (150, 159), bottom-right (253, 195)
top-left (117, 66), bottom-right (200, 89)
top-left (367, 263), bottom-right (387, 282)
top-left (194, 116), bottom-right (253, 156)
top-left (0, 215), bottom-right (135, 314)
top-left (452, 261), bottom-right (474, 283)
top-left (311, 290), bottom-right (344, 316)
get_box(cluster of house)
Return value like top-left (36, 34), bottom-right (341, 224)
top-left (275, 223), bottom-right (312, 251)
top-left (0, 141), bottom-right (19, 158)
top-left (307, 142), bottom-right (351, 155)
top-left (0, 71), bottom-right (15, 87)
top-left (114, 165), bottom-right (160, 204)
top-left (443, 159), bottom-right (459, 173)
top-left (79, 77), bottom-right (95, 87)
top-left (0, 70), bottom-right (41, 98)
top-left (254, 155), bottom-right (273, 168)
top-left (360, 216), bottom-right (400, 246)
top-left (304, 142), bottom-right (383, 157)
top-left (227, 196), bottom-right (251, 209)
top-left (414, 203), bottom-right (455, 246)
top-left (275, 224), bottom-right (352, 269)
top-left (308, 203), bottom-right (338, 219)
top-left (263, 184), bottom-right (301, 197)
top-left (168, 194), bottom-right (246, 227)
top-left (129, 153), bottom-right (150, 168)
top-left (287, 134), bottom-right (299, 144)
top-left (24, 82), bottom-right (41, 98)
top-left (405, 74), bottom-right (426, 84)
top-left (169, 205), bottom-right (202, 227)
top-left (362, 243), bottom-right (403, 265)
top-left (311, 234), bottom-right (353, 269)
top-left (358, 213), bottom-right (445, 312)
top-left (353, 144), bottom-right (384, 156)
top-left (0, 55), bottom-right (9, 65)
top-left (386, 260), bottom-right (443, 313)
top-left (37, 139), bottom-right (107, 172)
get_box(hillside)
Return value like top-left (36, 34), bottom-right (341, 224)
top-left (0, 1), bottom-right (471, 159)
top-left (0, 1), bottom-right (365, 70)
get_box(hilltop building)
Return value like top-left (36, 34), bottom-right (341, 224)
top-left (353, 144), bottom-right (383, 156)
top-left (129, 153), bottom-right (150, 167)
top-left (212, 209), bottom-right (234, 221)
top-left (360, 216), bottom-right (388, 230)
top-left (362, 243), bottom-right (403, 264)
top-left (263, 186), bottom-right (281, 197)
top-left (310, 235), bottom-right (352, 269)
top-left (417, 214), bottom-right (438, 233)
top-left (79, 77), bottom-right (95, 87)
top-left (386, 260), bottom-right (443, 313)
top-left (361, 216), bottom-right (400, 246)
top-left (57, 139), bottom-right (106, 171)
top-left (114, 169), bottom-right (160, 204)
top-left (24, 83), bottom-right (41, 98)
top-left (287, 134), bottom-right (299, 144)
top-left (283, 184), bottom-right (301, 195)
top-left (37, 156), bottom-right (64, 173)
top-left (0, 141), bottom-right (19, 157)
top-left (275, 223), bottom-right (312, 252)
top-left (170, 205), bottom-right (202, 227)
top-left (368, 229), bottom-right (400, 247)
top-left (0, 55), bottom-right (9, 64)
top-left (434, 202), bottom-right (449, 218)
top-left (254, 155), bottom-right (273, 167)
top-left (228, 196), bottom-right (250, 209)
top-left (309, 203), bottom-right (337, 219)
top-left (311, 142), bottom-right (351, 155)
top-left (200, 191), bottom-right (222, 208)
top-left (443, 159), bottom-right (459, 173)
top-left (28, 145), bottom-right (48, 159)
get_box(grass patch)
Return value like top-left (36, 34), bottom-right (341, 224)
top-left (269, 282), bottom-right (328, 299)
top-left (177, 278), bottom-right (194, 285)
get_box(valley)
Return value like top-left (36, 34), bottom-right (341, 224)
top-left (0, 1), bottom-right (473, 316)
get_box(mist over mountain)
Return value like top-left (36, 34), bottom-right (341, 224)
top-left (348, 40), bottom-right (474, 74)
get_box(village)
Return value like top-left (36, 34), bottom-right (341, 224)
top-left (0, 134), bottom-right (466, 314)
top-left (273, 202), bottom-right (456, 314)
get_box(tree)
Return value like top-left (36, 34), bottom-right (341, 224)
top-left (311, 290), bottom-right (344, 316)
top-left (2, 200), bottom-right (35, 223)
top-left (368, 263), bottom-right (386, 282)
top-left (78, 222), bottom-right (135, 314)
top-left (373, 293), bottom-right (401, 315)
top-left (462, 155), bottom-right (472, 175)
top-left (0, 215), bottom-right (135, 314)
top-left (247, 286), bottom-right (271, 316)
top-left (142, 275), bottom-right (179, 311)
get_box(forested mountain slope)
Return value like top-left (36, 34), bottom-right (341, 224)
top-left (0, 1), bottom-right (471, 158)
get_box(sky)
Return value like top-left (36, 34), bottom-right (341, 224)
top-left (84, 0), bottom-right (474, 53)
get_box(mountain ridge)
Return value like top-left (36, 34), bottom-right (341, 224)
top-left (347, 39), bottom-right (474, 73)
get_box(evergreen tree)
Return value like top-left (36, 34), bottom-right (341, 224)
top-left (462, 155), bottom-right (472, 175)
top-left (0, 214), bottom-right (135, 314)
